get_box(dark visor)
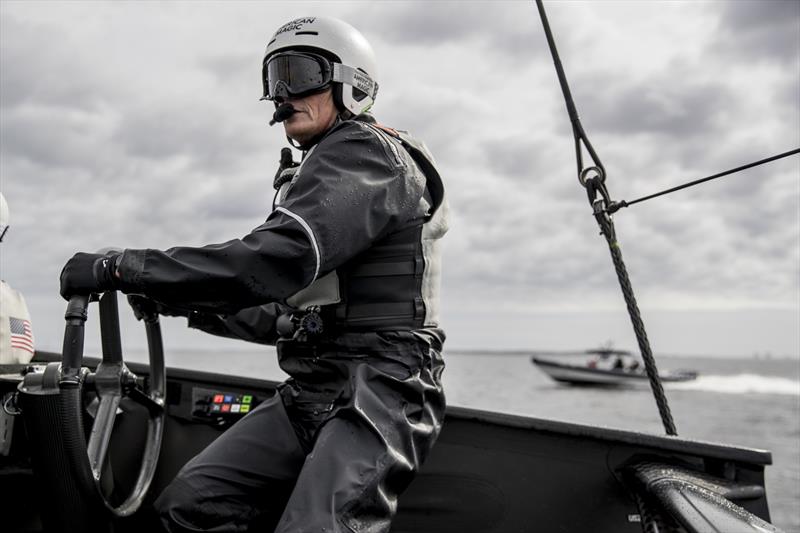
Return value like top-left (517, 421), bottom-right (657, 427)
top-left (262, 52), bottom-right (333, 100)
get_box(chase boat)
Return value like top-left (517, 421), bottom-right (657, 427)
top-left (532, 349), bottom-right (699, 387)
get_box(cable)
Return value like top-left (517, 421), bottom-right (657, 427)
top-left (610, 148), bottom-right (800, 213)
top-left (535, 0), bottom-right (605, 183)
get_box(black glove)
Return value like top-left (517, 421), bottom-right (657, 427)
top-left (59, 252), bottom-right (120, 300)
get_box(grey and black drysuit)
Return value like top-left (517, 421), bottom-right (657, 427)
top-left (114, 114), bottom-right (449, 532)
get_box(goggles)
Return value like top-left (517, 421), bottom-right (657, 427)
top-left (262, 51), bottom-right (333, 101)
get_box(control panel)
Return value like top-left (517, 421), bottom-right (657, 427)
top-left (191, 386), bottom-right (262, 425)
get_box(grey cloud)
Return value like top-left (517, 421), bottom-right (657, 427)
top-left (0, 96), bottom-right (260, 179)
top-left (610, 154), bottom-right (799, 302)
top-left (775, 80), bottom-right (800, 123)
top-left (454, 233), bottom-right (612, 295)
top-left (0, 106), bottom-right (118, 171)
top-left (445, 163), bottom-right (799, 309)
top-left (198, 54), bottom-right (257, 86)
top-left (493, 19), bottom-right (547, 61)
top-left (481, 137), bottom-right (549, 182)
top-left (104, 165), bottom-right (278, 246)
top-left (195, 177), bottom-right (274, 223)
top-left (352, 1), bottom-right (545, 63)
top-left (111, 102), bottom-right (262, 173)
top-left (715, 0), bottom-right (800, 64)
top-left (377, 91), bottom-right (488, 165)
top-left (723, 169), bottom-right (799, 245)
top-left (444, 186), bottom-right (608, 295)
top-left (611, 184), bottom-right (799, 304)
top-left (477, 136), bottom-right (578, 202)
top-left (0, 14), bottom-right (110, 112)
top-left (354, 2), bottom-right (489, 46)
top-left (575, 74), bottom-right (736, 140)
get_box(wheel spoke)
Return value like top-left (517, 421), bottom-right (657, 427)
top-left (87, 393), bottom-right (121, 480)
top-left (128, 386), bottom-right (164, 416)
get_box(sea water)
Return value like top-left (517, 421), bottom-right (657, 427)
top-left (127, 348), bottom-right (800, 532)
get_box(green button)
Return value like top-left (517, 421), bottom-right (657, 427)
top-left (242, 395), bottom-right (252, 404)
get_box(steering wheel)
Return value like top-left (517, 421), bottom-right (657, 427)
top-left (58, 290), bottom-right (166, 517)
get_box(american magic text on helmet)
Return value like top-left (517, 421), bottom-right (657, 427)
top-left (276, 18), bottom-right (317, 36)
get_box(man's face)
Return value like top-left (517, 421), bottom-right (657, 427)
top-left (281, 88), bottom-right (338, 144)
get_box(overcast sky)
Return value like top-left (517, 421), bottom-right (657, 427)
top-left (1, 1), bottom-right (798, 359)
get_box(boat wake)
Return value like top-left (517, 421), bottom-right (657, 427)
top-left (667, 374), bottom-right (799, 396)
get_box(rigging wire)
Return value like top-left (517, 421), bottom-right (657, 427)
top-left (535, 0), bottom-right (678, 436)
top-left (534, 0), bottom-right (605, 185)
top-left (608, 148), bottom-right (800, 213)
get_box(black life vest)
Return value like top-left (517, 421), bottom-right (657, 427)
top-left (284, 122), bottom-right (447, 332)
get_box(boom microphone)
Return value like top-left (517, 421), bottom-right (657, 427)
top-left (269, 103), bottom-right (297, 126)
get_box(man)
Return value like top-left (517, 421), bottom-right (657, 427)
top-left (60, 16), bottom-right (449, 533)
top-left (0, 192), bottom-right (35, 365)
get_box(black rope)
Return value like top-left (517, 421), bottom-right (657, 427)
top-left (609, 148), bottom-right (800, 213)
top-left (595, 214), bottom-right (678, 436)
top-left (535, 0), bottom-right (678, 436)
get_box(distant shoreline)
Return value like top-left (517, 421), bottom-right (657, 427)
top-left (443, 349), bottom-right (800, 360)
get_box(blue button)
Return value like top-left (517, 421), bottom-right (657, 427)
top-left (224, 395), bottom-right (234, 403)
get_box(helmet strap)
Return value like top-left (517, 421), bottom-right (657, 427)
top-left (331, 63), bottom-right (378, 101)
top-left (332, 82), bottom-right (344, 114)
top-left (286, 135), bottom-right (303, 151)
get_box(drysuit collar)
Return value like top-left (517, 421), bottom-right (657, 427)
top-left (290, 113), bottom-right (374, 152)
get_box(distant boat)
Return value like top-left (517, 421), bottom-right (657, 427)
top-left (532, 348), bottom-right (698, 387)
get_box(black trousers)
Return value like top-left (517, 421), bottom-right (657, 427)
top-left (155, 331), bottom-right (445, 533)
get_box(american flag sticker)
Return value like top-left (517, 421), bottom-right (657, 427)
top-left (9, 317), bottom-right (34, 354)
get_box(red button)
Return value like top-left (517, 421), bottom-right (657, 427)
top-left (213, 395), bottom-right (224, 404)
top-left (221, 404), bottom-right (231, 412)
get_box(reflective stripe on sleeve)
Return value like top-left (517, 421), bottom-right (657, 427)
top-left (275, 206), bottom-right (321, 283)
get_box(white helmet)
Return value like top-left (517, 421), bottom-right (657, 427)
top-left (263, 16), bottom-right (378, 116)
top-left (0, 193), bottom-right (9, 242)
